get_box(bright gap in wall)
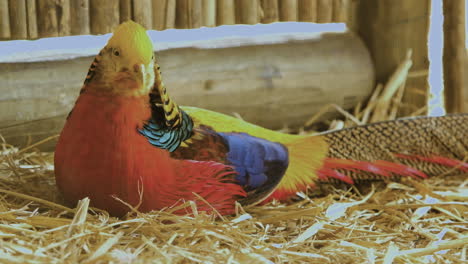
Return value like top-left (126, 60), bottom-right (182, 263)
top-left (428, 0), bottom-right (445, 116)
top-left (427, 0), bottom-right (467, 116)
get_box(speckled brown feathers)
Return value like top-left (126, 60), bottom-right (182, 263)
top-left (170, 125), bottom-right (228, 163)
top-left (322, 114), bottom-right (467, 180)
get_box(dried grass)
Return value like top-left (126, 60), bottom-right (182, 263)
top-left (0, 51), bottom-right (467, 263)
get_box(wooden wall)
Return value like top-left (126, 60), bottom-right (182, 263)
top-left (0, 0), bottom-right (464, 121)
top-left (0, 29), bottom-right (375, 149)
top-left (443, 0), bottom-right (466, 113)
top-left (356, 0), bottom-right (431, 116)
top-left (0, 0), bottom-right (353, 40)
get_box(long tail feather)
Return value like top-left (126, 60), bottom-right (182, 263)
top-left (395, 153), bottom-right (468, 173)
top-left (322, 114), bottom-right (467, 180)
top-left (269, 114), bottom-right (467, 203)
top-left (318, 157), bottom-right (428, 183)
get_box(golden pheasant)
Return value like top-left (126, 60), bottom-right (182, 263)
top-left (55, 21), bottom-right (468, 216)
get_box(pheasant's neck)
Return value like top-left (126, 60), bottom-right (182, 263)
top-left (154, 63), bottom-right (182, 127)
top-left (73, 90), bottom-right (151, 129)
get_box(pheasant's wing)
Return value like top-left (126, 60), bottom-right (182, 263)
top-left (139, 109), bottom-right (290, 207)
top-left (172, 125), bottom-right (290, 206)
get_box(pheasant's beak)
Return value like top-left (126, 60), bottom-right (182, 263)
top-left (113, 60), bottom-right (154, 96)
top-left (114, 63), bottom-right (144, 89)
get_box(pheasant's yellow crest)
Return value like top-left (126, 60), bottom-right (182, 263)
top-left (107, 21), bottom-right (153, 64)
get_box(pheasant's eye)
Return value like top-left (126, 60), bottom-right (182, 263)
top-left (113, 49), bottom-right (120, 56)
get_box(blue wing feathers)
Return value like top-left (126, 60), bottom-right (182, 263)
top-left (219, 132), bottom-right (289, 188)
top-left (140, 110), bottom-right (193, 152)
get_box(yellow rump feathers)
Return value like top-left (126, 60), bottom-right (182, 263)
top-left (107, 21), bottom-right (154, 64)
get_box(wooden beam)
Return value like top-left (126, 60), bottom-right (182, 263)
top-left (466, 53), bottom-right (468, 108)
top-left (90, 0), bottom-right (119, 34)
top-left (189, 0), bottom-right (203, 28)
top-left (152, 0), bottom-right (167, 30)
top-left (37, 0), bottom-right (59, 37)
top-left (443, 0), bottom-right (466, 113)
top-left (26, 0), bottom-right (38, 38)
top-left (332, 0), bottom-right (349, 23)
top-left (317, 0), bottom-right (332, 23)
top-left (279, 0), bottom-right (298, 21)
top-left (260, 0), bottom-right (279, 24)
top-left (346, 0), bottom-right (359, 31)
top-left (70, 0), bottom-right (90, 35)
top-left (9, 0), bottom-right (28, 39)
top-left (356, 0), bottom-right (431, 116)
top-left (133, 0), bottom-right (153, 29)
top-left (216, 0), bottom-right (235, 25)
top-left (56, 0), bottom-right (71, 36)
top-left (0, 0), bottom-right (11, 39)
top-left (175, 0), bottom-right (186, 28)
top-left (120, 0), bottom-right (133, 23)
top-left (238, 0), bottom-right (259, 24)
top-left (176, 0), bottom-right (188, 28)
top-left (202, 0), bottom-right (216, 27)
top-left (298, 0), bottom-right (317, 22)
top-left (165, 0), bottom-right (176, 28)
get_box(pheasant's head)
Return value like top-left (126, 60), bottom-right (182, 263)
top-left (85, 21), bottom-right (155, 97)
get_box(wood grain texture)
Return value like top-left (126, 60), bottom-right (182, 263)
top-left (152, 0), bottom-right (167, 30)
top-left (298, 0), bottom-right (316, 22)
top-left (316, 0), bottom-right (332, 23)
top-left (202, 0), bottom-right (216, 27)
top-left (90, 0), bottom-right (119, 34)
top-left (0, 0), bottom-right (10, 38)
top-left (216, 0), bottom-right (235, 25)
top-left (37, 0), bottom-right (58, 37)
top-left (0, 31), bottom-right (374, 149)
top-left (357, 0), bottom-right (431, 116)
top-left (70, 0), bottom-right (89, 35)
top-left (260, 0), bottom-right (279, 23)
top-left (332, 0), bottom-right (348, 23)
top-left (189, 0), bottom-right (203, 28)
top-left (443, 0), bottom-right (466, 113)
top-left (346, 0), bottom-right (359, 31)
top-left (120, 0), bottom-right (133, 22)
top-left (465, 54), bottom-right (468, 108)
top-left (165, 0), bottom-right (176, 28)
top-left (133, 0), bottom-right (153, 29)
top-left (238, 0), bottom-right (259, 24)
top-left (56, 0), bottom-right (71, 36)
top-left (279, 0), bottom-right (298, 21)
top-left (8, 0), bottom-right (27, 39)
top-left (25, 0), bottom-right (38, 38)
top-left (176, 0), bottom-right (188, 28)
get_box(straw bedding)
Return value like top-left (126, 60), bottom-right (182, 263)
top-left (0, 140), bottom-right (466, 263)
top-left (0, 52), bottom-right (466, 263)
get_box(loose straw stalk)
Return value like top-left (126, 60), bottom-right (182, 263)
top-left (370, 50), bottom-right (413, 122)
